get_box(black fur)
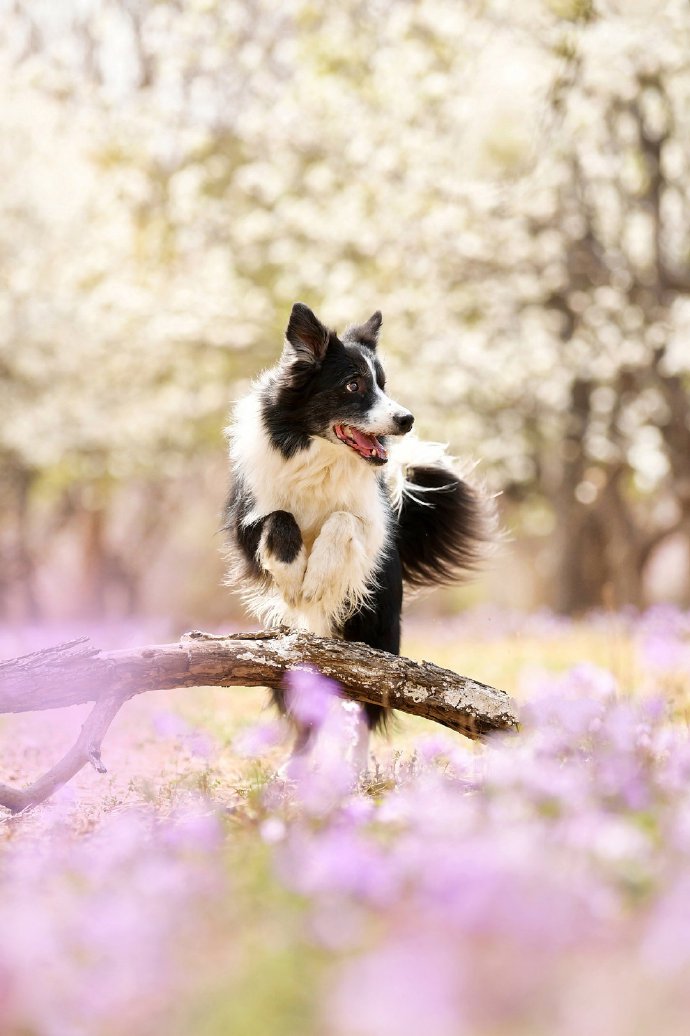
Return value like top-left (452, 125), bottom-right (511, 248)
top-left (263, 511), bottom-right (303, 564)
top-left (342, 546), bottom-right (403, 731)
top-left (343, 310), bottom-right (382, 350)
top-left (285, 301), bottom-right (330, 362)
top-left (224, 475), bottom-right (263, 581)
top-left (396, 466), bottom-right (487, 589)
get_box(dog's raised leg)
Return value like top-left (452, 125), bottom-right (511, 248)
top-left (300, 511), bottom-right (375, 624)
top-left (257, 510), bottom-right (307, 606)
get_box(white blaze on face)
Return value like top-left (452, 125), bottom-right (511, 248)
top-left (359, 354), bottom-right (410, 435)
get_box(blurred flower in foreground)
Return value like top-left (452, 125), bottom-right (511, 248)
top-left (233, 718), bottom-right (287, 758)
top-left (284, 667), bottom-right (340, 729)
top-left (5, 661), bottom-right (690, 1035)
top-left (0, 809), bottom-right (226, 1036)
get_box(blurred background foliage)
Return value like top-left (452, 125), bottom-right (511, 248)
top-left (1, 0), bottom-right (690, 623)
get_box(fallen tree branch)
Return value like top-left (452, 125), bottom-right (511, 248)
top-left (0, 628), bottom-right (518, 813)
top-left (0, 693), bottom-right (123, 814)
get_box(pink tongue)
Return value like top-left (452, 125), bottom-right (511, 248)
top-left (350, 427), bottom-right (384, 456)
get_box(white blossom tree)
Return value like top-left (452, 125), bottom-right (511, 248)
top-left (1, 0), bottom-right (689, 616)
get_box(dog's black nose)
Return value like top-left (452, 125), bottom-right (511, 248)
top-left (394, 411), bottom-right (414, 433)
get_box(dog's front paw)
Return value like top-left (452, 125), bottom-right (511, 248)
top-left (300, 570), bottom-right (326, 605)
top-left (258, 510), bottom-right (307, 606)
top-left (301, 511), bottom-right (363, 609)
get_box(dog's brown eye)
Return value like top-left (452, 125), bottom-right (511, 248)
top-left (345, 379), bottom-right (360, 393)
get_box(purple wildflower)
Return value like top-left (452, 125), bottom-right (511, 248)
top-left (284, 667), bottom-right (340, 728)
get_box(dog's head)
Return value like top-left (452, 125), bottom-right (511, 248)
top-left (263, 302), bottom-right (414, 465)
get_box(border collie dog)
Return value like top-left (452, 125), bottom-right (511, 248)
top-left (224, 303), bottom-right (488, 761)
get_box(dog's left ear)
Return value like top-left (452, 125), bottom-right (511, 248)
top-left (345, 311), bottom-right (382, 350)
top-left (284, 302), bottom-right (329, 364)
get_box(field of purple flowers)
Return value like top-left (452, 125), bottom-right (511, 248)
top-left (1, 607), bottom-right (690, 1035)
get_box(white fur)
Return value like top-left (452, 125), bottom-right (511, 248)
top-left (300, 511), bottom-right (374, 626)
top-left (358, 355), bottom-right (412, 434)
top-left (361, 394), bottom-right (406, 431)
top-left (383, 435), bottom-right (474, 513)
top-left (227, 379), bottom-right (390, 635)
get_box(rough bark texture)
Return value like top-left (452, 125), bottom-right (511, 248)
top-left (0, 628), bottom-right (518, 814)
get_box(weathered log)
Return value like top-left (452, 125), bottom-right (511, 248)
top-left (0, 629), bottom-right (518, 813)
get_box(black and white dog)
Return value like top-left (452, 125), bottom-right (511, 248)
top-left (224, 303), bottom-right (488, 762)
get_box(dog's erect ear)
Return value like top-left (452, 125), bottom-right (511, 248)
top-left (285, 303), bottom-right (329, 364)
top-left (345, 311), bottom-right (382, 350)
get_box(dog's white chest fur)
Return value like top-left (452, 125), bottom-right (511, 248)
top-left (228, 391), bottom-right (390, 634)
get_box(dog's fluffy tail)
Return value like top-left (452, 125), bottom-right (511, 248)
top-left (386, 438), bottom-right (494, 591)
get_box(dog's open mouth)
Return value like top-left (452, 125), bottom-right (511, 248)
top-left (334, 424), bottom-right (388, 462)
